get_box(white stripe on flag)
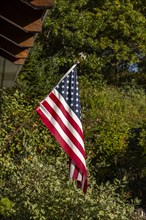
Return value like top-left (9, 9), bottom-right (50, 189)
top-left (45, 95), bottom-right (84, 149)
top-left (70, 160), bottom-right (82, 181)
top-left (77, 171), bottom-right (82, 181)
top-left (39, 104), bottom-right (86, 168)
top-left (81, 175), bottom-right (86, 190)
top-left (53, 89), bottom-right (83, 131)
top-left (70, 160), bottom-right (75, 178)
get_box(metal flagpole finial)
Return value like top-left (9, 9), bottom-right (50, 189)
top-left (77, 52), bottom-right (87, 64)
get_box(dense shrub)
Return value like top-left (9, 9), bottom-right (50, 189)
top-left (0, 76), bottom-right (146, 219)
top-left (0, 154), bottom-right (141, 220)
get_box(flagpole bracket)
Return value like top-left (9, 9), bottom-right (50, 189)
top-left (77, 52), bottom-right (87, 64)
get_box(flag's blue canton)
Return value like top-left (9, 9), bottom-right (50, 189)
top-left (55, 67), bottom-right (81, 119)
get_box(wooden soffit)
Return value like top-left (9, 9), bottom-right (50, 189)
top-left (0, 0), bottom-right (54, 88)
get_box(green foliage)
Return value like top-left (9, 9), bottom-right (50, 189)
top-left (0, 197), bottom-right (15, 217)
top-left (31, 0), bottom-right (146, 84)
top-left (110, 72), bottom-right (146, 91)
top-left (1, 76), bottom-right (146, 219)
top-left (0, 153), bottom-right (140, 220)
top-left (79, 78), bottom-right (146, 184)
top-left (1, 0), bottom-right (146, 219)
top-left (17, 0), bottom-right (146, 102)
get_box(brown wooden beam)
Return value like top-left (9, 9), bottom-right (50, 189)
top-left (0, 49), bottom-right (25, 65)
top-left (0, 18), bottom-right (35, 47)
top-left (0, 0), bottom-right (44, 32)
top-left (21, 0), bottom-right (54, 9)
top-left (0, 36), bottom-right (29, 59)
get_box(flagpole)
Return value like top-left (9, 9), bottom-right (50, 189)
top-left (3, 111), bottom-right (34, 147)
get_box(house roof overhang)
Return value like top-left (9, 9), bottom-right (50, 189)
top-left (0, 0), bottom-right (54, 88)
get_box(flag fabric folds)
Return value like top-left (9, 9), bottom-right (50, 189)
top-left (35, 64), bottom-right (88, 193)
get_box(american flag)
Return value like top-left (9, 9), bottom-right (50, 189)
top-left (35, 64), bottom-right (88, 193)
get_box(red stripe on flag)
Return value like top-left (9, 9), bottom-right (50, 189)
top-left (36, 107), bottom-right (87, 176)
top-left (72, 164), bottom-right (80, 179)
top-left (50, 92), bottom-right (84, 140)
top-left (77, 177), bottom-right (87, 193)
top-left (42, 100), bottom-right (86, 158)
